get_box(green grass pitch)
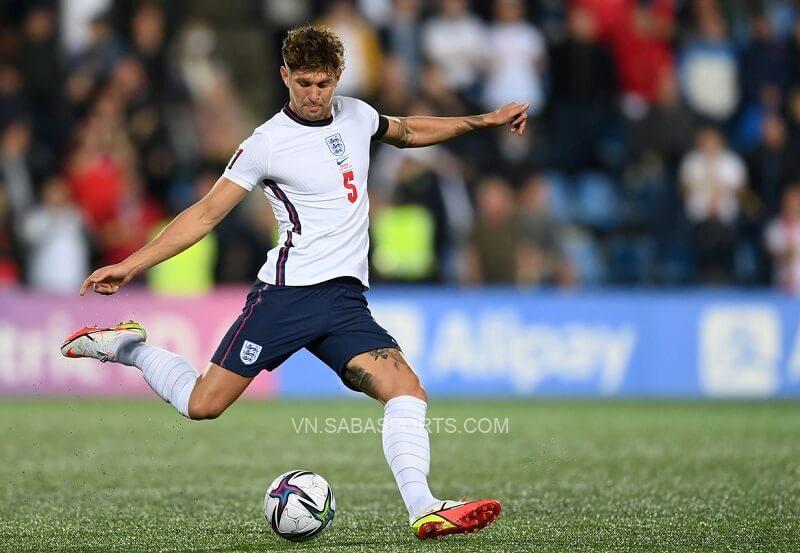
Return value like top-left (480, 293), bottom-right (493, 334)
top-left (1, 399), bottom-right (799, 552)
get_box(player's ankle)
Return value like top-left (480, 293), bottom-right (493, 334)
top-left (111, 337), bottom-right (145, 366)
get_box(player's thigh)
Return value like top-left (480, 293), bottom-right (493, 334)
top-left (188, 363), bottom-right (253, 419)
top-left (344, 348), bottom-right (426, 404)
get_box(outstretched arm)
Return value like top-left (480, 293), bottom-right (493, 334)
top-left (80, 177), bottom-right (248, 295)
top-left (380, 101), bottom-right (530, 148)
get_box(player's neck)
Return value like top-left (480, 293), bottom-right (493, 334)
top-left (284, 100), bottom-right (333, 127)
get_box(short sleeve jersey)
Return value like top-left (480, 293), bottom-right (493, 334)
top-left (223, 96), bottom-right (385, 288)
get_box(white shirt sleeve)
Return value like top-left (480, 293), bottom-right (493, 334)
top-left (352, 97), bottom-right (381, 136)
top-left (222, 132), bottom-right (270, 192)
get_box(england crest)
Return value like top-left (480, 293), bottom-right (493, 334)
top-left (325, 133), bottom-right (346, 157)
top-left (240, 340), bottom-right (262, 365)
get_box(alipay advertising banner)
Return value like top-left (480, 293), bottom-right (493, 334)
top-left (1, 288), bottom-right (799, 397)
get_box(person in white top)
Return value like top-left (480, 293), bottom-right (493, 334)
top-left (482, 0), bottom-right (546, 115)
top-left (679, 125), bottom-right (747, 226)
top-left (765, 185), bottom-right (800, 294)
top-left (60, 25), bottom-right (529, 539)
top-left (421, 0), bottom-right (487, 94)
top-left (679, 125), bottom-right (748, 282)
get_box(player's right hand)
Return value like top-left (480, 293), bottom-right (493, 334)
top-left (80, 263), bottom-right (136, 296)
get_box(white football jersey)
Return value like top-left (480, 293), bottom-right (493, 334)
top-left (223, 96), bottom-right (385, 288)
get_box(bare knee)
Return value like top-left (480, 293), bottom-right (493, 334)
top-left (187, 394), bottom-right (227, 420)
top-left (381, 369), bottom-right (427, 404)
top-left (186, 363), bottom-right (251, 420)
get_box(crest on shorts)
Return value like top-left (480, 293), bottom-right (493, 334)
top-left (325, 133), bottom-right (346, 157)
top-left (240, 340), bottom-right (262, 365)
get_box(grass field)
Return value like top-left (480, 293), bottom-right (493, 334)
top-left (1, 399), bottom-right (799, 552)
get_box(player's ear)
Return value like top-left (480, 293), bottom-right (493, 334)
top-left (280, 66), bottom-right (289, 87)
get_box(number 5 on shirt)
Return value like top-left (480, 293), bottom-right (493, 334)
top-left (343, 170), bottom-right (357, 203)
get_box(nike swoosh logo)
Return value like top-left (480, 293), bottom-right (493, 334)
top-left (336, 157), bottom-right (348, 165)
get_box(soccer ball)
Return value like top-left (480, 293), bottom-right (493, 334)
top-left (263, 470), bottom-right (335, 541)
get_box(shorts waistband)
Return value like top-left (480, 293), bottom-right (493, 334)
top-left (255, 276), bottom-right (365, 292)
top-left (325, 276), bottom-right (365, 291)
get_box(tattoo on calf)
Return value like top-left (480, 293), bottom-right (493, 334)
top-left (367, 348), bottom-right (406, 371)
top-left (368, 348), bottom-right (390, 361)
top-left (342, 365), bottom-right (376, 397)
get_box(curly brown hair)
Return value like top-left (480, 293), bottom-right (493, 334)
top-left (281, 25), bottom-right (345, 76)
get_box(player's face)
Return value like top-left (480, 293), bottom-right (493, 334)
top-left (281, 67), bottom-right (339, 120)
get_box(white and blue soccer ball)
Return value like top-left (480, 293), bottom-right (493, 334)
top-left (264, 470), bottom-right (335, 541)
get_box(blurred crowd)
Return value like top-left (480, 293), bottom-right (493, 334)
top-left (4, 0), bottom-right (800, 294)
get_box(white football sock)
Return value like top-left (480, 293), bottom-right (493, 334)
top-left (382, 395), bottom-right (438, 519)
top-left (113, 340), bottom-right (197, 419)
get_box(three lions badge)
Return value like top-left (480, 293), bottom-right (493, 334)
top-left (325, 133), bottom-right (346, 157)
top-left (240, 340), bottom-right (262, 365)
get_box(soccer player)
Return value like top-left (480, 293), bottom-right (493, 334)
top-left (61, 26), bottom-right (528, 539)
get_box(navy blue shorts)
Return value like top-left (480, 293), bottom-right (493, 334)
top-left (211, 277), bottom-right (400, 384)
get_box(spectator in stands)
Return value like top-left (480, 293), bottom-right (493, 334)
top-left (461, 176), bottom-right (521, 285)
top-left (381, 0), bottom-right (424, 93)
top-left (747, 115), bottom-right (799, 219)
top-left (176, 20), bottom-right (224, 102)
top-left (18, 5), bottom-right (63, 178)
top-left (129, 2), bottom-right (170, 101)
top-left (175, 21), bottom-right (251, 165)
top-left (377, 56), bottom-right (413, 114)
top-left (65, 96), bottom-right (129, 232)
top-left (483, 0), bottom-right (546, 115)
top-left (0, 65), bottom-right (28, 130)
top-left (679, 6), bottom-right (739, 121)
top-left (67, 12), bottom-right (126, 85)
top-left (319, 0), bottom-right (383, 99)
top-left (0, 120), bottom-right (35, 218)
top-left (422, 0), bottom-right (487, 100)
top-left (18, 5), bottom-right (62, 114)
top-left (516, 174), bottom-right (574, 287)
top-left (192, 71), bottom-right (251, 164)
top-left (590, 0), bottom-right (674, 105)
top-left (680, 125), bottom-right (748, 283)
top-left (108, 57), bottom-right (176, 202)
top-left (20, 177), bottom-right (89, 294)
top-left (765, 184), bottom-right (800, 294)
top-left (371, 168), bottom-right (440, 282)
top-left (99, 172), bottom-right (163, 266)
top-left (575, 0), bottom-right (673, 100)
top-left (418, 62), bottom-right (469, 118)
top-left (741, 13), bottom-right (786, 107)
top-left (625, 68), bottom-right (694, 166)
top-left (549, 5), bottom-right (617, 171)
top-left (482, 0), bottom-right (546, 164)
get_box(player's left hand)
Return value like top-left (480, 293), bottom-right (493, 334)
top-left (484, 101), bottom-right (530, 136)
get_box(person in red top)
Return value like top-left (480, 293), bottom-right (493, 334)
top-left (576, 0), bottom-right (674, 102)
top-left (65, 114), bottom-right (126, 230)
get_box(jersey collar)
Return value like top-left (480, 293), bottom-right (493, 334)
top-left (282, 102), bottom-right (334, 127)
